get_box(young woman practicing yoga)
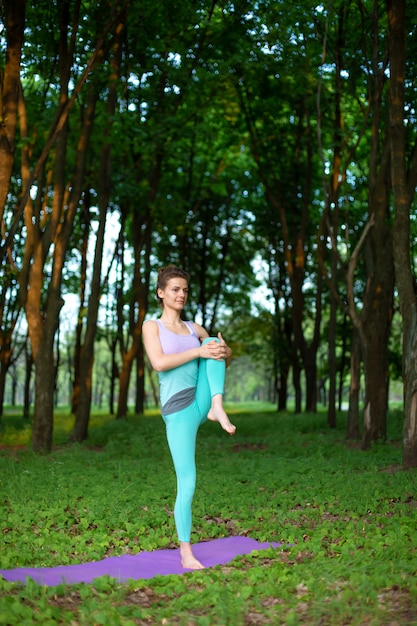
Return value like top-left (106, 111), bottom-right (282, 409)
top-left (142, 265), bottom-right (236, 570)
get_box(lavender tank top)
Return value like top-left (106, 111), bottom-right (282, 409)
top-left (157, 320), bottom-right (200, 354)
top-left (156, 320), bottom-right (201, 415)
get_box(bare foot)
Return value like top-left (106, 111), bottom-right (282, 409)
top-left (208, 406), bottom-right (236, 435)
top-left (180, 543), bottom-right (205, 569)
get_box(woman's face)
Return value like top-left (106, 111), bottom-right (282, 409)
top-left (158, 277), bottom-right (189, 311)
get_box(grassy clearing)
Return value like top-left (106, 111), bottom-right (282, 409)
top-left (1, 404), bottom-right (416, 625)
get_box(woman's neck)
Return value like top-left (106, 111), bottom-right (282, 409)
top-left (160, 311), bottom-right (182, 325)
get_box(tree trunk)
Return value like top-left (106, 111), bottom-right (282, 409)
top-left (324, 4), bottom-right (344, 427)
top-left (32, 355), bottom-right (56, 451)
top-left (292, 357), bottom-right (302, 414)
top-left (361, 197), bottom-right (395, 448)
top-left (272, 285), bottom-right (291, 412)
top-left (387, 0), bottom-right (417, 468)
top-left (32, 305), bottom-right (63, 452)
top-left (117, 277), bottom-right (148, 418)
top-left (72, 14), bottom-right (124, 439)
top-left (135, 342), bottom-right (145, 414)
top-left (71, 145), bottom-right (109, 441)
top-left (347, 328), bottom-right (361, 440)
top-left (117, 354), bottom-right (134, 419)
top-left (291, 270), bottom-right (305, 414)
top-left (117, 181), bottom-right (152, 418)
top-left (0, 354), bottom-right (8, 417)
top-left (344, 21), bottom-right (394, 449)
top-left (117, 307), bottom-right (148, 419)
top-left (0, 328), bottom-right (14, 417)
top-left (0, 0), bottom-right (26, 419)
top-left (338, 315), bottom-right (349, 411)
top-left (11, 366), bottom-right (17, 406)
top-left (277, 365), bottom-right (289, 412)
top-left (23, 345), bottom-right (33, 419)
top-left (146, 361), bottom-right (159, 407)
top-left (0, 0), bottom-right (25, 225)
top-left (109, 337), bottom-right (118, 415)
top-left (54, 325), bottom-right (61, 407)
top-left (304, 346), bottom-right (318, 413)
top-left (327, 290), bottom-right (338, 428)
top-left (28, 1), bottom-right (71, 450)
top-left (72, 353), bottom-right (94, 442)
top-left (358, 2), bottom-right (397, 447)
top-left (304, 270), bottom-right (322, 413)
top-left (71, 196), bottom-right (91, 415)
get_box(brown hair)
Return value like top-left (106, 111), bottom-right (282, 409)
top-left (156, 265), bottom-right (189, 305)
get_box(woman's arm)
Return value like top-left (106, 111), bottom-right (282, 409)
top-left (142, 320), bottom-right (223, 372)
top-left (142, 321), bottom-right (199, 372)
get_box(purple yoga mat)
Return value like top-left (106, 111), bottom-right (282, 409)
top-left (0, 536), bottom-right (281, 586)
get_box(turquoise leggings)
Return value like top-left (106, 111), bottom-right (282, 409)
top-left (162, 338), bottom-right (225, 543)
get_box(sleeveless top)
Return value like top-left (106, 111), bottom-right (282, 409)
top-left (156, 320), bottom-right (201, 415)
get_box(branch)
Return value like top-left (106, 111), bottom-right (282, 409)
top-left (346, 216), bottom-right (375, 337)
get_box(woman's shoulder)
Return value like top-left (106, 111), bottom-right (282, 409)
top-left (188, 321), bottom-right (208, 339)
top-left (142, 319), bottom-right (159, 334)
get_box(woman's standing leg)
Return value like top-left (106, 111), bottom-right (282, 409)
top-left (164, 342), bottom-right (235, 570)
top-left (164, 406), bottom-right (204, 568)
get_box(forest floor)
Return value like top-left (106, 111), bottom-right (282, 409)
top-left (0, 404), bottom-right (416, 625)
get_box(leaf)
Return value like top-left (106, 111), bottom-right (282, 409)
top-left (238, 585), bottom-right (253, 600)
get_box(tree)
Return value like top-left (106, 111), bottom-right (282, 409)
top-left (72, 11), bottom-right (125, 440)
top-left (2, 0), bottom-right (417, 461)
top-left (388, 0), bottom-right (417, 468)
top-left (0, 0), bottom-right (26, 417)
top-left (2, 0), bottom-right (126, 451)
top-left (235, 2), bottom-right (325, 413)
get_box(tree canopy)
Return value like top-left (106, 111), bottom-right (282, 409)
top-left (1, 0), bottom-right (417, 467)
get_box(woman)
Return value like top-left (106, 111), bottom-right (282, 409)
top-left (142, 264), bottom-right (236, 569)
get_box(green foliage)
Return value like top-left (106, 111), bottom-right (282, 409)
top-left (1, 406), bottom-right (416, 624)
top-left (1, 0), bottom-right (416, 462)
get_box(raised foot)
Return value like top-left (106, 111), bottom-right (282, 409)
top-left (208, 408), bottom-right (236, 435)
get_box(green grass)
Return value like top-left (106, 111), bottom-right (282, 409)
top-left (1, 404), bottom-right (416, 625)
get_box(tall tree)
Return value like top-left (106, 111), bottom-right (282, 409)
top-left (10, 0), bottom-right (123, 451)
top-left (388, 0), bottom-right (417, 468)
top-left (326, 0), bottom-right (395, 447)
top-left (72, 12), bottom-right (125, 440)
top-left (0, 0), bottom-right (26, 417)
top-left (235, 3), bottom-right (325, 412)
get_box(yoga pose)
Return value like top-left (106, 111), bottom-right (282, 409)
top-left (142, 265), bottom-right (236, 569)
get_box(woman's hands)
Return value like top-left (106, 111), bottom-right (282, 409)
top-left (200, 332), bottom-right (232, 365)
top-left (218, 332), bottom-right (232, 365)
